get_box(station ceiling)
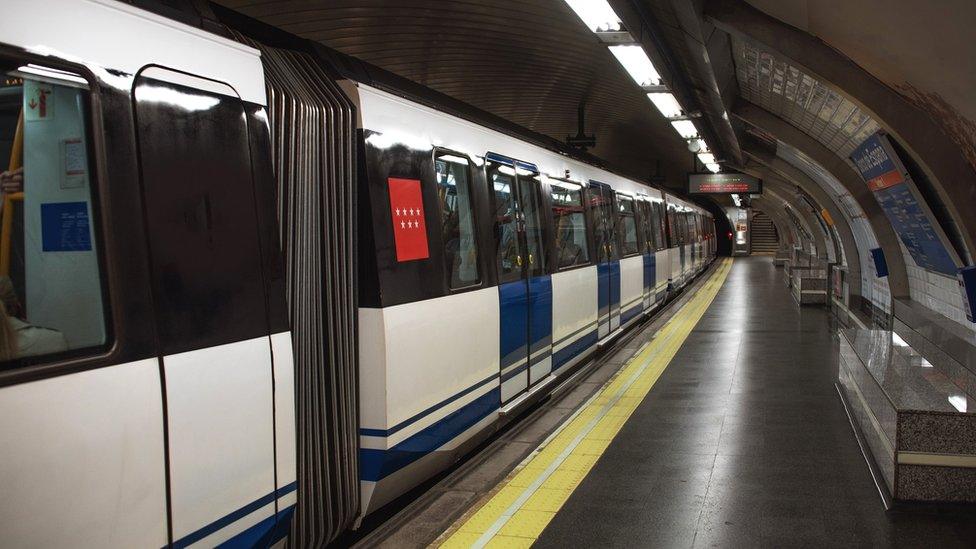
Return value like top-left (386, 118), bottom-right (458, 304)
top-left (217, 0), bottom-right (696, 190)
top-left (216, 0), bottom-right (975, 229)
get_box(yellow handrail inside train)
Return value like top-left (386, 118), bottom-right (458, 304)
top-left (2, 110), bottom-right (24, 276)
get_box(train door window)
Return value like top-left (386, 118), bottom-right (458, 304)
top-left (684, 211), bottom-right (690, 243)
top-left (488, 160), bottom-right (521, 283)
top-left (134, 69), bottom-right (268, 353)
top-left (667, 203), bottom-right (680, 246)
top-left (0, 63), bottom-right (108, 367)
top-left (651, 201), bottom-right (665, 250)
top-left (617, 195), bottom-right (639, 256)
top-left (590, 186), bottom-right (616, 261)
top-left (516, 168), bottom-right (547, 275)
top-left (435, 152), bottom-right (480, 289)
top-left (550, 180), bottom-right (589, 269)
top-left (640, 200), bottom-right (656, 252)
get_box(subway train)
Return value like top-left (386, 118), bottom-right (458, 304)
top-left (0, 1), bottom-right (715, 547)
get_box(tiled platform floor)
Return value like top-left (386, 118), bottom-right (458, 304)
top-left (535, 256), bottom-right (976, 548)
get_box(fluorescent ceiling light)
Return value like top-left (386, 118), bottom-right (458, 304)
top-left (564, 0), bottom-right (622, 32)
top-left (671, 119), bottom-right (698, 139)
top-left (697, 153), bottom-right (716, 165)
top-left (608, 45), bottom-right (660, 88)
top-left (892, 333), bottom-right (908, 347)
top-left (692, 138), bottom-right (709, 152)
top-left (706, 163), bottom-right (721, 173)
top-left (647, 92), bottom-right (682, 118)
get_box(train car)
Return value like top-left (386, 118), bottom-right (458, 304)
top-left (0, 1), bottom-right (714, 546)
top-left (349, 84), bottom-right (714, 513)
top-left (0, 3), bottom-right (296, 547)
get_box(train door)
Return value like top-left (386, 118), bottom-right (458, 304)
top-left (489, 155), bottom-right (552, 405)
top-left (678, 209), bottom-right (687, 279)
top-left (637, 197), bottom-right (656, 311)
top-left (589, 181), bottom-right (619, 340)
top-left (133, 69), bottom-right (279, 546)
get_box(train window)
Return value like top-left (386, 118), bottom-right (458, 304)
top-left (635, 200), bottom-right (649, 253)
top-left (617, 195), bottom-right (639, 256)
top-left (588, 184), bottom-right (617, 261)
top-left (671, 205), bottom-right (684, 246)
top-left (517, 169), bottom-right (547, 275)
top-left (435, 152), bottom-right (480, 289)
top-left (550, 180), bottom-right (589, 269)
top-left (488, 161), bottom-right (521, 283)
top-left (134, 69), bottom-right (269, 354)
top-left (0, 65), bottom-right (107, 366)
top-left (651, 201), bottom-right (665, 250)
top-left (642, 200), bottom-right (657, 252)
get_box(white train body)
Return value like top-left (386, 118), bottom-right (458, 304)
top-left (351, 85), bottom-right (714, 513)
top-left (0, 1), bottom-right (715, 546)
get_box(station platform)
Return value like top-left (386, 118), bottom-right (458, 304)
top-left (360, 257), bottom-right (976, 548)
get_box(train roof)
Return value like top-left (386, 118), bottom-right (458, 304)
top-left (3, 0), bottom-right (266, 105)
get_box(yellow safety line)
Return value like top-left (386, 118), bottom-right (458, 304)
top-left (436, 258), bottom-right (733, 548)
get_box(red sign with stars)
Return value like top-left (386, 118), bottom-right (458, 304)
top-left (388, 177), bottom-right (429, 262)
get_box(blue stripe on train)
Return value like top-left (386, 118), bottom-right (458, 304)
top-left (216, 505), bottom-right (294, 549)
top-left (360, 388), bottom-right (500, 482)
top-left (359, 373), bottom-right (496, 438)
top-left (499, 279), bottom-right (529, 370)
top-left (609, 261), bottom-right (620, 313)
top-left (360, 323), bottom-right (598, 484)
top-left (643, 253), bottom-right (656, 296)
top-left (171, 483), bottom-right (298, 549)
top-left (528, 275), bottom-right (553, 356)
top-left (597, 262), bottom-right (620, 317)
top-left (553, 329), bottom-right (598, 371)
top-left (620, 303), bottom-right (643, 325)
top-left (597, 262), bottom-right (610, 317)
top-left (359, 323), bottom-right (600, 483)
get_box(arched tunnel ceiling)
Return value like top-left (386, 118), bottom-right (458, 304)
top-left (744, 0), bottom-right (976, 168)
top-left (733, 39), bottom-right (880, 160)
top-left (216, 0), bottom-right (694, 189)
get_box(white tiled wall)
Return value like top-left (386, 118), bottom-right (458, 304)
top-left (903, 245), bottom-right (973, 332)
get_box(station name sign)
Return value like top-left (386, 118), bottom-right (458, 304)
top-left (688, 172), bottom-right (762, 194)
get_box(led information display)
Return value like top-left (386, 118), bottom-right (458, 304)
top-left (688, 173), bottom-right (762, 194)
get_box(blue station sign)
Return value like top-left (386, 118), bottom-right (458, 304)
top-left (850, 132), bottom-right (960, 277)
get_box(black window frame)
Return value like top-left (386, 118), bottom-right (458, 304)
top-left (587, 182), bottom-right (618, 262)
top-left (486, 158), bottom-right (522, 285)
top-left (514, 165), bottom-right (550, 278)
top-left (548, 177), bottom-right (592, 271)
top-left (432, 147), bottom-right (484, 293)
top-left (639, 197), bottom-right (657, 253)
top-left (616, 193), bottom-right (640, 258)
top-left (134, 67), bottom-right (275, 355)
top-left (650, 199), bottom-right (666, 251)
top-left (0, 52), bottom-right (116, 377)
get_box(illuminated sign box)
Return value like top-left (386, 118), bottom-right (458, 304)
top-left (688, 173), bottom-right (762, 194)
